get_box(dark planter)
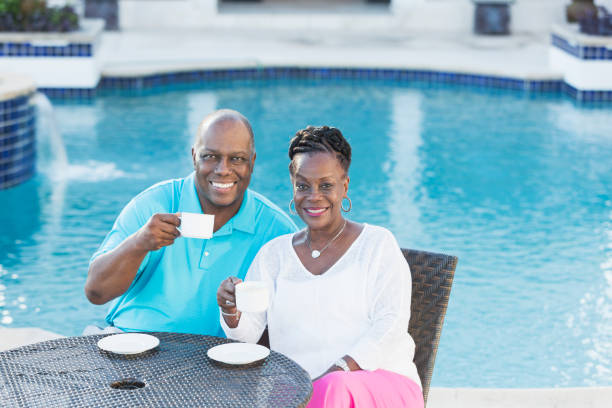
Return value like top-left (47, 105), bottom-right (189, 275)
top-left (578, 5), bottom-right (612, 35)
top-left (567, 0), bottom-right (597, 23)
top-left (85, 0), bottom-right (118, 31)
top-left (473, 1), bottom-right (514, 35)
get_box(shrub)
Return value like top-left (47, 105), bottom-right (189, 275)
top-left (0, 0), bottom-right (79, 32)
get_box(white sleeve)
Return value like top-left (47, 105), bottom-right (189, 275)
top-left (220, 241), bottom-right (276, 343)
top-left (347, 230), bottom-right (411, 370)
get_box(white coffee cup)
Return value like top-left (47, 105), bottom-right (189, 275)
top-left (179, 213), bottom-right (214, 239)
top-left (235, 281), bottom-right (269, 313)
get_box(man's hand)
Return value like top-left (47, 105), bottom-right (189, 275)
top-left (135, 213), bottom-right (181, 251)
top-left (85, 212), bottom-right (181, 305)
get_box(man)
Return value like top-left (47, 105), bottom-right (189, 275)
top-left (85, 109), bottom-right (296, 336)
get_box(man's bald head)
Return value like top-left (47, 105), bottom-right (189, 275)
top-left (191, 109), bottom-right (256, 214)
top-left (194, 109), bottom-right (255, 154)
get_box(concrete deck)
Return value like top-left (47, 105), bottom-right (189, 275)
top-left (98, 28), bottom-right (559, 80)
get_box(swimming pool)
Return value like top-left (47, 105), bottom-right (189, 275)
top-left (1, 79), bottom-right (611, 388)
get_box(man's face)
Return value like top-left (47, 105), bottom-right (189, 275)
top-left (192, 119), bottom-right (255, 213)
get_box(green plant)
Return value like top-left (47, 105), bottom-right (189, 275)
top-left (0, 0), bottom-right (79, 32)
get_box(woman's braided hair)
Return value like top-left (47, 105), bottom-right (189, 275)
top-left (288, 126), bottom-right (351, 174)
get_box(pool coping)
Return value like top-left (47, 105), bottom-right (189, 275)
top-left (39, 63), bottom-right (574, 101)
top-left (34, 59), bottom-right (612, 103)
top-left (0, 74), bottom-right (36, 102)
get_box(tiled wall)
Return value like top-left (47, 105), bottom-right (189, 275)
top-left (96, 68), bottom-right (579, 100)
top-left (98, 68), bottom-right (562, 92)
top-left (550, 29), bottom-right (612, 100)
top-left (0, 94), bottom-right (36, 190)
top-left (551, 34), bottom-right (612, 60)
top-left (0, 42), bottom-right (93, 57)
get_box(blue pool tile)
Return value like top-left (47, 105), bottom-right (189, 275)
top-left (0, 42), bottom-right (94, 57)
top-left (0, 92), bottom-right (35, 190)
top-left (552, 33), bottom-right (612, 61)
top-left (89, 66), bottom-right (610, 103)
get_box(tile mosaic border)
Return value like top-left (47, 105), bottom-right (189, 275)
top-left (551, 33), bottom-right (612, 60)
top-left (564, 83), bottom-right (612, 102)
top-left (0, 42), bottom-right (92, 57)
top-left (38, 88), bottom-right (96, 99)
top-left (0, 95), bottom-right (30, 110)
top-left (98, 68), bottom-right (563, 92)
top-left (0, 104), bottom-right (35, 123)
top-left (36, 66), bottom-right (612, 103)
top-left (0, 93), bottom-right (36, 190)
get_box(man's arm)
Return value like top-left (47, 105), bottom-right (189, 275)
top-left (85, 213), bottom-right (181, 305)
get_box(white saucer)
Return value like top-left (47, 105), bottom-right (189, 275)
top-left (97, 333), bottom-right (160, 355)
top-left (207, 343), bottom-right (270, 365)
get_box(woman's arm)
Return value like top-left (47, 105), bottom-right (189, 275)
top-left (217, 246), bottom-right (275, 343)
top-left (341, 231), bottom-right (411, 372)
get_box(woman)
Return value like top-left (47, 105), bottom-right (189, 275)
top-left (217, 126), bottom-right (424, 408)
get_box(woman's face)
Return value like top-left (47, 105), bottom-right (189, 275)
top-left (291, 152), bottom-right (349, 230)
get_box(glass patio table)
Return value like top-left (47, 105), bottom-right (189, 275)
top-left (0, 332), bottom-right (313, 407)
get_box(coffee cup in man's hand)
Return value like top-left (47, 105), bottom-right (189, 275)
top-left (178, 213), bottom-right (214, 239)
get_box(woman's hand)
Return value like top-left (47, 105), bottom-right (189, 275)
top-left (312, 366), bottom-right (343, 382)
top-left (312, 356), bottom-right (361, 382)
top-left (217, 277), bottom-right (242, 328)
top-left (217, 277), bottom-right (242, 310)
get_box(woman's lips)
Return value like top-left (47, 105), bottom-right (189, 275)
top-left (303, 207), bottom-right (327, 217)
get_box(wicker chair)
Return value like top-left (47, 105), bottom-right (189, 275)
top-left (257, 248), bottom-right (457, 406)
top-left (402, 248), bottom-right (457, 405)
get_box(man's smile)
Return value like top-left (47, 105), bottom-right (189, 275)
top-left (210, 181), bottom-right (237, 191)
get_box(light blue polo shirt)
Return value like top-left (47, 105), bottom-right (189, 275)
top-left (90, 172), bottom-right (297, 337)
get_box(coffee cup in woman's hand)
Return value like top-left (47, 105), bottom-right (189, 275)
top-left (235, 281), bottom-right (269, 313)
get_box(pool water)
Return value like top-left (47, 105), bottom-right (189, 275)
top-left (1, 80), bottom-right (611, 388)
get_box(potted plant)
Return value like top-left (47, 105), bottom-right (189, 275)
top-left (0, 0), bottom-right (79, 32)
top-left (0, 0), bottom-right (103, 90)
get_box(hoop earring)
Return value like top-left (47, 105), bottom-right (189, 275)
top-left (341, 196), bottom-right (352, 212)
top-left (288, 199), bottom-right (297, 215)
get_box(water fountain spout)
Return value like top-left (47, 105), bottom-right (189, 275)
top-left (31, 93), bottom-right (69, 177)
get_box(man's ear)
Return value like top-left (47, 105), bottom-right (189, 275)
top-left (250, 152), bottom-right (256, 171)
top-left (191, 146), bottom-right (197, 168)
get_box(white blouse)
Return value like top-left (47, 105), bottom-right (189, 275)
top-left (221, 223), bottom-right (421, 388)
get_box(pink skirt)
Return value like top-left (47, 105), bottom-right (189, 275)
top-left (307, 369), bottom-right (424, 408)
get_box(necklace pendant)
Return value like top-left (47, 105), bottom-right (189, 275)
top-left (311, 250), bottom-right (321, 259)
